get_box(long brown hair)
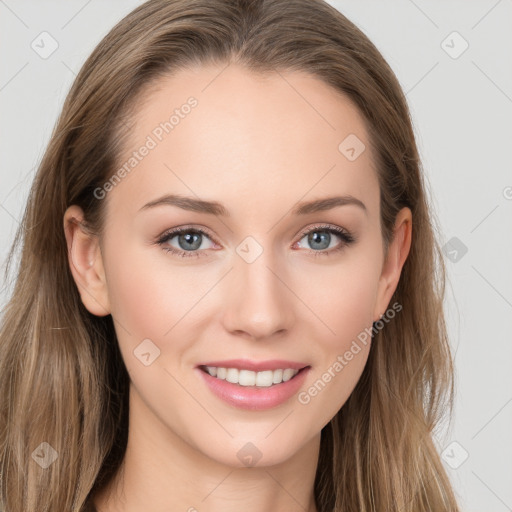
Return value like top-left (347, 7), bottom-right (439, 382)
top-left (0, 1), bottom-right (460, 510)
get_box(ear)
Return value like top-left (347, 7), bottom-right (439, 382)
top-left (63, 205), bottom-right (111, 317)
top-left (373, 207), bottom-right (412, 322)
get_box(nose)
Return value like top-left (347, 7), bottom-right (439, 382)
top-left (221, 249), bottom-right (296, 341)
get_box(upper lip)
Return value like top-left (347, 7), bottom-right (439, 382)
top-left (197, 359), bottom-right (310, 372)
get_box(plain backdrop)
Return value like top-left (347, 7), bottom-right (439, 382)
top-left (1, 1), bottom-right (511, 511)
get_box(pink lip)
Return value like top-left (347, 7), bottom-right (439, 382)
top-left (196, 359), bottom-right (308, 372)
top-left (195, 365), bottom-right (311, 411)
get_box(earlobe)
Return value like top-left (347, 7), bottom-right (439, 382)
top-left (373, 207), bottom-right (412, 322)
top-left (63, 205), bottom-right (111, 317)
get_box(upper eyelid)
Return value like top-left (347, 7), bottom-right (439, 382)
top-left (158, 225), bottom-right (218, 244)
top-left (296, 223), bottom-right (349, 238)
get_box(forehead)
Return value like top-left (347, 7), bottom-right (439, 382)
top-left (106, 63), bottom-right (379, 221)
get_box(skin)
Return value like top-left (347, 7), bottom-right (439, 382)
top-left (64, 63), bottom-right (412, 512)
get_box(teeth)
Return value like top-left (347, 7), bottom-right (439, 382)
top-left (225, 368), bottom-right (238, 384)
top-left (204, 366), bottom-right (300, 386)
top-left (272, 369), bottom-right (283, 383)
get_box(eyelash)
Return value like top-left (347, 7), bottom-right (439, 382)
top-left (155, 224), bottom-right (356, 259)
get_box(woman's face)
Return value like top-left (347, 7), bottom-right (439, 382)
top-left (66, 63), bottom-right (410, 468)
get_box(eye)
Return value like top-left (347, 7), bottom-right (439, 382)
top-left (156, 226), bottom-right (217, 258)
top-left (155, 223), bottom-right (356, 259)
top-left (294, 224), bottom-right (355, 257)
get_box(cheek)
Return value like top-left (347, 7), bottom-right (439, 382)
top-left (107, 267), bottom-right (164, 337)
top-left (295, 257), bottom-right (380, 424)
top-left (102, 235), bottom-right (177, 341)
top-left (296, 252), bottom-right (382, 350)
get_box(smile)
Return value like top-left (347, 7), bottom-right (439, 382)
top-left (200, 365), bottom-right (302, 387)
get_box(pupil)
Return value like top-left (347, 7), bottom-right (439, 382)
top-left (180, 232), bottom-right (201, 251)
top-left (309, 231), bottom-right (329, 250)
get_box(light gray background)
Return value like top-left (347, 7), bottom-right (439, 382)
top-left (1, 1), bottom-right (511, 511)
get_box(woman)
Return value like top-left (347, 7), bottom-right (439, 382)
top-left (0, 0), bottom-right (460, 510)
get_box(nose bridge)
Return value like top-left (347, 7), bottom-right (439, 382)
top-left (222, 240), bottom-right (294, 339)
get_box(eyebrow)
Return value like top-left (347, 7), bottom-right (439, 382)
top-left (138, 193), bottom-right (367, 216)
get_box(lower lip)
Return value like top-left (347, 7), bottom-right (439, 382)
top-left (196, 366), bottom-right (311, 411)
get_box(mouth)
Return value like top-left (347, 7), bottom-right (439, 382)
top-left (195, 360), bottom-right (312, 410)
top-left (198, 364), bottom-right (310, 388)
